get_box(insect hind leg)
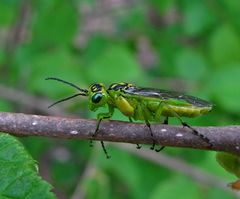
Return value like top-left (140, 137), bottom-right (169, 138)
top-left (182, 122), bottom-right (212, 147)
top-left (162, 102), bottom-right (212, 147)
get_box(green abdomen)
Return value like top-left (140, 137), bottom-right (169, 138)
top-left (161, 105), bottom-right (212, 118)
top-left (132, 100), bottom-right (212, 122)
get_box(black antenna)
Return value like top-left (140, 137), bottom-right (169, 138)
top-left (48, 93), bottom-right (84, 108)
top-left (45, 77), bottom-right (88, 94)
top-left (46, 77), bottom-right (88, 108)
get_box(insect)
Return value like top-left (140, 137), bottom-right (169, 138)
top-left (46, 77), bottom-right (213, 158)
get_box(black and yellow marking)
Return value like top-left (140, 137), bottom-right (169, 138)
top-left (90, 83), bottom-right (104, 92)
top-left (109, 82), bottom-right (134, 91)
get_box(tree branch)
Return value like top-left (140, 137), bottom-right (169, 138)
top-left (0, 111), bottom-right (239, 155)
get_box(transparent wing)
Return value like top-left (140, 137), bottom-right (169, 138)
top-left (123, 86), bottom-right (212, 108)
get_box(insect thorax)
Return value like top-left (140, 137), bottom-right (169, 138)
top-left (108, 82), bottom-right (135, 92)
top-left (107, 82), bottom-right (136, 102)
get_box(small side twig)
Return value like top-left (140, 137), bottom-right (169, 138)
top-left (0, 112), bottom-right (239, 155)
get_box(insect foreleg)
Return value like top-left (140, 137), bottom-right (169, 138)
top-left (161, 102), bottom-right (212, 147)
top-left (128, 117), bottom-right (141, 149)
top-left (90, 105), bottom-right (114, 159)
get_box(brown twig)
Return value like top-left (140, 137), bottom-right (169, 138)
top-left (0, 112), bottom-right (239, 155)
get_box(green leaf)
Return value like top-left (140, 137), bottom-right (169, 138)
top-left (209, 25), bottom-right (240, 67)
top-left (216, 152), bottom-right (240, 178)
top-left (0, 133), bottom-right (56, 199)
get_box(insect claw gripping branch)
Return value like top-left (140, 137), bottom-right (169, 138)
top-left (46, 78), bottom-right (213, 158)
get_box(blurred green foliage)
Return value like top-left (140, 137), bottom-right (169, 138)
top-left (0, 0), bottom-right (240, 198)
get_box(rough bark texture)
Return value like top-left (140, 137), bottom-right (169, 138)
top-left (0, 112), bottom-right (239, 155)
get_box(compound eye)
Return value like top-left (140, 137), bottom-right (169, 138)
top-left (92, 93), bottom-right (103, 103)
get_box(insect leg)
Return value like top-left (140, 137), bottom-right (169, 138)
top-left (137, 102), bottom-right (156, 150)
top-left (89, 118), bottom-right (101, 147)
top-left (91, 117), bottom-right (102, 142)
top-left (154, 103), bottom-right (166, 152)
top-left (90, 105), bottom-right (114, 159)
top-left (129, 117), bottom-right (141, 149)
top-left (145, 120), bottom-right (155, 150)
top-left (91, 116), bottom-right (111, 159)
top-left (181, 122), bottom-right (212, 147)
top-left (162, 102), bottom-right (212, 147)
top-left (136, 144), bottom-right (141, 149)
top-left (163, 117), bottom-right (169, 124)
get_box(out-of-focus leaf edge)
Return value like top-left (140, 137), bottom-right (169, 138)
top-left (0, 133), bottom-right (56, 199)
